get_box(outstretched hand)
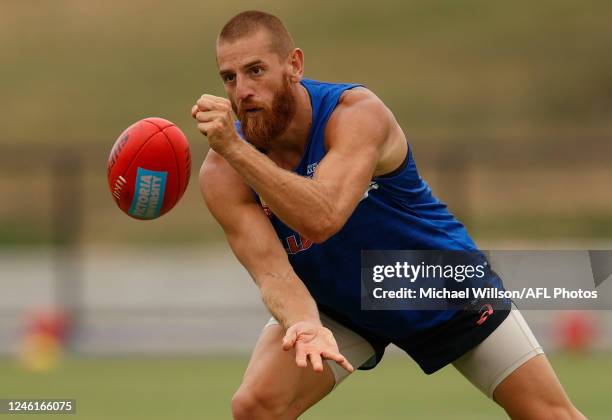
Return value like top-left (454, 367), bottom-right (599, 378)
top-left (282, 321), bottom-right (354, 374)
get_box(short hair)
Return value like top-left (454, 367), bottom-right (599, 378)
top-left (217, 11), bottom-right (295, 58)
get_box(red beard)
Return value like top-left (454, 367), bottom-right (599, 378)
top-left (236, 77), bottom-right (296, 148)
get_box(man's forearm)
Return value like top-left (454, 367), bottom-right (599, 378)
top-left (221, 139), bottom-right (335, 238)
top-left (257, 270), bottom-right (321, 330)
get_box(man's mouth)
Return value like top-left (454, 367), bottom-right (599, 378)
top-left (244, 107), bottom-right (262, 115)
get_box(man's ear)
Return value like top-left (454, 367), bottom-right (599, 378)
top-left (287, 48), bottom-right (304, 82)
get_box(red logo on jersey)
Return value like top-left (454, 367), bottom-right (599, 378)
top-left (261, 204), bottom-right (272, 218)
top-left (285, 234), bottom-right (313, 254)
top-left (259, 197), bottom-right (273, 218)
top-left (257, 197), bottom-right (312, 254)
top-left (476, 303), bottom-right (494, 326)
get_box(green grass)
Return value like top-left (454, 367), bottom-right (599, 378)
top-left (1, 353), bottom-right (610, 419)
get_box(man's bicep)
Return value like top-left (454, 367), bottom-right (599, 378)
top-left (313, 95), bottom-right (390, 223)
top-left (313, 141), bottom-right (379, 217)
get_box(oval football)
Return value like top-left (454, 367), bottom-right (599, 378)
top-left (107, 117), bottom-right (191, 220)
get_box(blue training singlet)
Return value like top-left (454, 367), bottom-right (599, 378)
top-left (235, 78), bottom-right (508, 372)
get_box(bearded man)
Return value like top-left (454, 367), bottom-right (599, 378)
top-left (192, 10), bottom-right (584, 420)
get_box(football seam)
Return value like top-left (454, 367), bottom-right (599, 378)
top-left (143, 118), bottom-right (173, 131)
top-left (120, 128), bottom-right (171, 199)
top-left (160, 126), bottom-right (182, 202)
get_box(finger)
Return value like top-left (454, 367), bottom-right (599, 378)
top-left (338, 358), bottom-right (354, 373)
top-left (308, 352), bottom-right (324, 373)
top-left (191, 104), bottom-right (199, 119)
top-left (197, 122), bottom-right (215, 137)
top-left (197, 96), bottom-right (230, 112)
top-left (195, 110), bottom-right (225, 123)
top-left (201, 94), bottom-right (230, 106)
top-left (282, 328), bottom-right (297, 351)
top-left (321, 350), bottom-right (354, 373)
top-left (196, 97), bottom-right (216, 112)
top-left (295, 348), bottom-right (308, 369)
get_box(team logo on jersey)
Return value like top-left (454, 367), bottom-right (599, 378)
top-left (284, 233), bottom-right (313, 254)
top-left (361, 181), bottom-right (379, 201)
top-left (307, 162), bottom-right (318, 177)
top-left (259, 197), bottom-right (272, 218)
top-left (476, 303), bottom-right (494, 326)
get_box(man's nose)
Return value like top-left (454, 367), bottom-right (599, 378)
top-left (235, 75), bottom-right (254, 102)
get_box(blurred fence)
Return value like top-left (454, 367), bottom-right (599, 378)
top-left (1, 141), bottom-right (611, 357)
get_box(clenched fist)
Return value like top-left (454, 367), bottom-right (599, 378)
top-left (191, 94), bottom-right (240, 155)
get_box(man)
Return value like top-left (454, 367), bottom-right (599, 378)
top-left (193, 10), bottom-right (585, 420)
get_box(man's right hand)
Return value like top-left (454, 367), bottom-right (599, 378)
top-left (282, 321), bottom-right (354, 373)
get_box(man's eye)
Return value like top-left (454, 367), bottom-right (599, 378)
top-left (251, 67), bottom-right (262, 75)
top-left (224, 74), bottom-right (235, 83)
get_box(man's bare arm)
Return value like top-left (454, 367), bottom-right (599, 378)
top-left (193, 89), bottom-right (405, 243)
top-left (200, 149), bottom-right (354, 373)
top-left (200, 149), bottom-right (320, 329)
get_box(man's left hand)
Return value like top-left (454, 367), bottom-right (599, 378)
top-left (282, 321), bottom-right (355, 373)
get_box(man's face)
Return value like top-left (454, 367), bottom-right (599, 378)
top-left (216, 30), bottom-right (296, 149)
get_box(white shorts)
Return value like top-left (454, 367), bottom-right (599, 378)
top-left (264, 307), bottom-right (543, 398)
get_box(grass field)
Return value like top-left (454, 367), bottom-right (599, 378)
top-left (1, 353), bottom-right (610, 419)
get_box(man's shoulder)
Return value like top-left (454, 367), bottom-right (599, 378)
top-left (325, 86), bottom-right (404, 176)
top-left (329, 87), bottom-right (392, 132)
top-left (337, 86), bottom-right (379, 108)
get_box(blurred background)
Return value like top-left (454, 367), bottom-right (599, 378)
top-left (1, 0), bottom-right (611, 418)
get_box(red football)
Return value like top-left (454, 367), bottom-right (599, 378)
top-left (107, 117), bottom-right (191, 220)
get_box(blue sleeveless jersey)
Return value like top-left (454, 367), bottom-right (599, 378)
top-left (235, 78), bottom-right (496, 344)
